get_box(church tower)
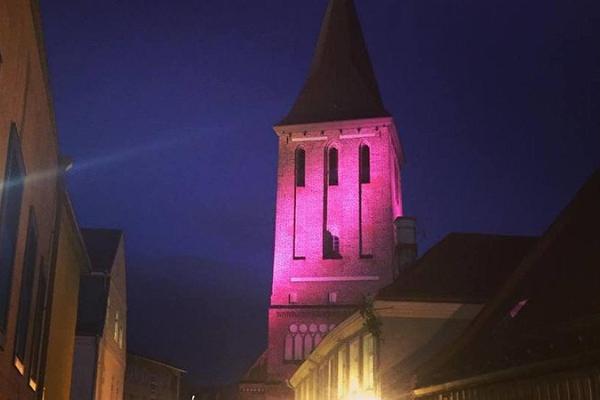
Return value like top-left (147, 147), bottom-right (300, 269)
top-left (240, 1), bottom-right (406, 399)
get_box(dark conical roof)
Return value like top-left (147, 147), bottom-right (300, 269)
top-left (278, 0), bottom-right (389, 126)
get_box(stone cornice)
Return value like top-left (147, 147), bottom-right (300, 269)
top-left (273, 117), bottom-right (394, 136)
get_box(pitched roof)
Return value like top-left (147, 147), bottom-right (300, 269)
top-left (278, 0), bottom-right (389, 126)
top-left (81, 228), bottom-right (123, 273)
top-left (416, 169), bottom-right (600, 387)
top-left (377, 233), bottom-right (537, 303)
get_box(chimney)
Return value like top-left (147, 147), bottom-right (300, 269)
top-left (393, 217), bottom-right (417, 276)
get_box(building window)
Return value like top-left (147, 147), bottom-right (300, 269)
top-left (114, 310), bottom-right (120, 342)
top-left (284, 323), bottom-right (333, 361)
top-left (328, 292), bottom-right (337, 304)
top-left (0, 126), bottom-right (25, 336)
top-left (119, 326), bottom-right (124, 349)
top-left (324, 230), bottom-right (341, 259)
top-left (289, 293), bottom-right (298, 304)
top-left (327, 148), bottom-right (338, 186)
top-left (295, 148), bottom-right (306, 187)
top-left (28, 265), bottom-right (47, 385)
top-left (359, 145), bottom-right (370, 184)
top-left (14, 210), bottom-right (37, 364)
top-left (285, 335), bottom-right (294, 360)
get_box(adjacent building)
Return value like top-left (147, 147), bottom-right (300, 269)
top-left (1, 0), bottom-right (90, 398)
top-left (70, 229), bottom-right (128, 400)
top-left (288, 233), bottom-right (536, 400)
top-left (41, 191), bottom-right (92, 399)
top-left (240, 1), bottom-right (409, 400)
top-left (412, 170), bottom-right (600, 400)
top-left (124, 353), bottom-right (185, 400)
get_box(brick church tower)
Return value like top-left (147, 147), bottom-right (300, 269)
top-left (239, 1), bottom-right (407, 399)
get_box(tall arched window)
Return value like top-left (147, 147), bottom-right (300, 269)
top-left (285, 323), bottom-right (336, 361)
top-left (284, 335), bottom-right (294, 360)
top-left (328, 148), bottom-right (338, 186)
top-left (295, 148), bottom-right (306, 187)
top-left (359, 144), bottom-right (370, 184)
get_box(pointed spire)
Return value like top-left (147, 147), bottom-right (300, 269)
top-left (278, 0), bottom-right (389, 126)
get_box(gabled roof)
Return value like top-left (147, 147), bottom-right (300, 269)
top-left (278, 0), bottom-right (389, 126)
top-left (378, 233), bottom-right (537, 303)
top-left (415, 169), bottom-right (600, 388)
top-left (81, 228), bottom-right (123, 273)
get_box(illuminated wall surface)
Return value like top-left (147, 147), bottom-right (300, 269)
top-left (70, 232), bottom-right (127, 400)
top-left (294, 333), bottom-right (376, 400)
top-left (0, 0), bottom-right (63, 398)
top-left (271, 123), bottom-right (403, 306)
top-left (267, 120), bottom-right (404, 383)
top-left (262, 0), bottom-right (406, 390)
top-left (95, 239), bottom-right (127, 400)
top-left (44, 200), bottom-right (87, 400)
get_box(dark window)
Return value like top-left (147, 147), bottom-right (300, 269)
top-left (324, 230), bottom-right (341, 259)
top-left (328, 148), bottom-right (338, 186)
top-left (295, 148), bottom-right (305, 187)
top-left (28, 262), bottom-right (47, 384)
top-left (359, 145), bottom-right (370, 184)
top-left (0, 125), bottom-right (25, 336)
top-left (14, 209), bottom-right (37, 362)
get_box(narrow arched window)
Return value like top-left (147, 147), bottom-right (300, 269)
top-left (295, 148), bottom-right (305, 187)
top-left (359, 144), bottom-right (370, 184)
top-left (284, 335), bottom-right (294, 360)
top-left (303, 334), bottom-right (313, 358)
top-left (328, 148), bottom-right (338, 186)
top-left (294, 335), bottom-right (303, 360)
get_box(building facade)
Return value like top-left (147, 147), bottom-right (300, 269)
top-left (240, 1), bottom-right (408, 400)
top-left (41, 191), bottom-right (91, 399)
top-left (0, 0), bottom-right (90, 398)
top-left (412, 170), bottom-right (600, 400)
top-left (289, 233), bottom-right (536, 400)
top-left (124, 353), bottom-right (185, 400)
top-left (70, 229), bottom-right (127, 400)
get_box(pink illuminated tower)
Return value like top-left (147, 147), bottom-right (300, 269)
top-left (239, 1), bottom-right (408, 399)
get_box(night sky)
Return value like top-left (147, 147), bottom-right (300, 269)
top-left (39, 0), bottom-right (599, 384)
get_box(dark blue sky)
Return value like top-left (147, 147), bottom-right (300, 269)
top-left (40, 0), bottom-right (599, 384)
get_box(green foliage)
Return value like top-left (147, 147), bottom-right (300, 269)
top-left (359, 296), bottom-right (382, 338)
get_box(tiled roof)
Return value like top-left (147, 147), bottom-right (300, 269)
top-left (378, 233), bottom-right (537, 303)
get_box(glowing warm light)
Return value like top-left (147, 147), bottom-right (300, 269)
top-left (14, 357), bottom-right (25, 375)
top-left (346, 390), bottom-right (379, 400)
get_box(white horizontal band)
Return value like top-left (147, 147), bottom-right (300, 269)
top-left (291, 276), bottom-right (379, 282)
top-left (339, 132), bottom-right (378, 139)
top-left (291, 136), bottom-right (329, 142)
